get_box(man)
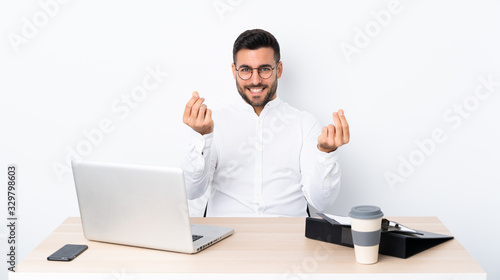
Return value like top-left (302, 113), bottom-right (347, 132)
top-left (182, 29), bottom-right (349, 217)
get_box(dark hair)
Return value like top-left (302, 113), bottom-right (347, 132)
top-left (233, 29), bottom-right (280, 64)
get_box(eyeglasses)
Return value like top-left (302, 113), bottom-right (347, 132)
top-left (235, 61), bottom-right (280, 80)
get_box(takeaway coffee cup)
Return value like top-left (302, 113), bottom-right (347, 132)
top-left (348, 205), bottom-right (384, 264)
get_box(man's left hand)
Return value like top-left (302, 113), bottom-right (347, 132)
top-left (317, 109), bottom-right (350, 153)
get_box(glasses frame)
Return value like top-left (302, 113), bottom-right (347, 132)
top-left (235, 60), bottom-right (281, 80)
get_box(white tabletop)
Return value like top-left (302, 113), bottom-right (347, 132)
top-left (10, 216), bottom-right (486, 280)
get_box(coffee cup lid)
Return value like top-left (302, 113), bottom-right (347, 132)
top-left (348, 205), bottom-right (384, 219)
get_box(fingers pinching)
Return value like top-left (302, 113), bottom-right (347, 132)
top-left (191, 97), bottom-right (205, 120)
top-left (338, 109), bottom-right (350, 143)
top-left (205, 108), bottom-right (213, 125)
top-left (183, 91), bottom-right (201, 123)
top-left (327, 124), bottom-right (335, 146)
top-left (320, 126), bottom-right (328, 143)
top-left (317, 109), bottom-right (350, 153)
top-left (198, 104), bottom-right (207, 123)
top-left (182, 91), bottom-right (214, 135)
top-left (332, 112), bottom-right (343, 144)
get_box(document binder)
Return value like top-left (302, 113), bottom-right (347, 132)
top-left (305, 217), bottom-right (454, 259)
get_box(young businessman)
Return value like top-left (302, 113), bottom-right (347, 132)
top-left (182, 29), bottom-right (349, 217)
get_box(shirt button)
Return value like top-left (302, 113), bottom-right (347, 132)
top-left (256, 193), bottom-right (261, 198)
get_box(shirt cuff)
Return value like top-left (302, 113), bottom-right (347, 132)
top-left (189, 129), bottom-right (214, 155)
top-left (316, 148), bottom-right (340, 167)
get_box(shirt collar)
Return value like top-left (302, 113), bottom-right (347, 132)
top-left (236, 95), bottom-right (282, 115)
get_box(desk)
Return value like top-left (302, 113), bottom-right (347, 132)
top-left (10, 217), bottom-right (485, 280)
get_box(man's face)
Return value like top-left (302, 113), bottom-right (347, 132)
top-left (232, 47), bottom-right (282, 113)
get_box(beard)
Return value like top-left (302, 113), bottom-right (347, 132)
top-left (236, 77), bottom-right (278, 109)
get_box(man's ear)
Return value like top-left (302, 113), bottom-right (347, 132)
top-left (277, 61), bottom-right (283, 79)
top-left (232, 62), bottom-right (237, 80)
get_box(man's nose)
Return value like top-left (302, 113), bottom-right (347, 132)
top-left (249, 69), bottom-right (262, 84)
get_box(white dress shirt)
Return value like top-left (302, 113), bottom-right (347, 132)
top-left (181, 96), bottom-right (341, 217)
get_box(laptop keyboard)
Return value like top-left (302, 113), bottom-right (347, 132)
top-left (192, 235), bottom-right (203, 242)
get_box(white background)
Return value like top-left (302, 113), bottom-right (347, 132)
top-left (1, 0), bottom-right (500, 279)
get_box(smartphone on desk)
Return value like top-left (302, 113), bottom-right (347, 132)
top-left (47, 244), bottom-right (88, 261)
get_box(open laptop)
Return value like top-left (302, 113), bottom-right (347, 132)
top-left (71, 160), bottom-right (233, 253)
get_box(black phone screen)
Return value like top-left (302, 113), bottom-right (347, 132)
top-left (47, 244), bottom-right (88, 261)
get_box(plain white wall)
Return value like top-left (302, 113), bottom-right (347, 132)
top-left (1, 0), bottom-right (499, 279)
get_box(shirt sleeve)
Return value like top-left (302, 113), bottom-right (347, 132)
top-left (299, 113), bottom-right (341, 212)
top-left (181, 129), bottom-right (217, 200)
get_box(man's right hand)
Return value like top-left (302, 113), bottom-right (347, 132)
top-left (183, 91), bottom-right (214, 135)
